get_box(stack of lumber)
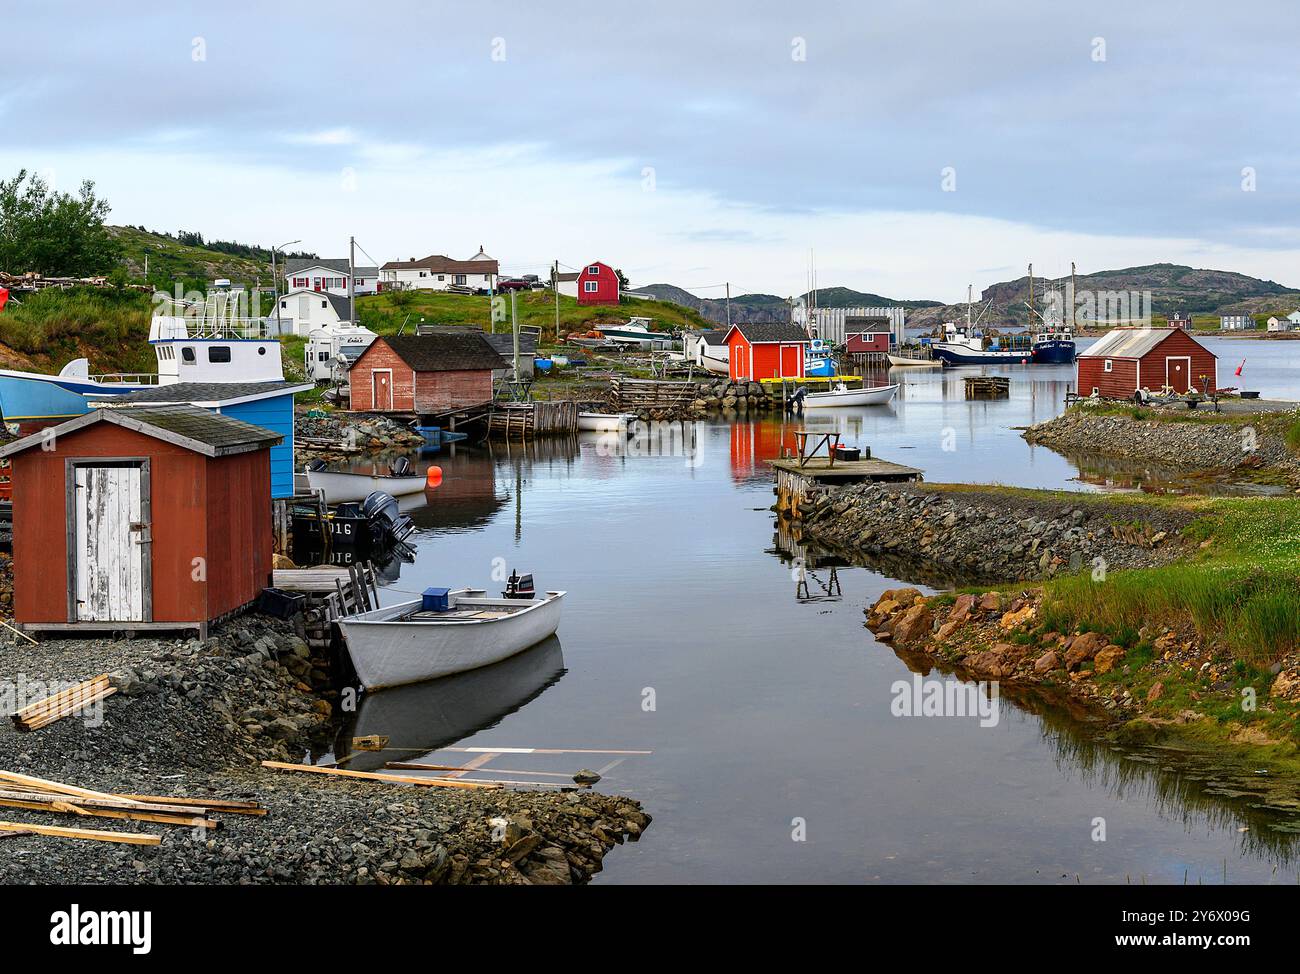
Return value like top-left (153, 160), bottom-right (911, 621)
top-left (0, 770), bottom-right (265, 846)
top-left (11, 675), bottom-right (116, 731)
top-left (610, 376), bottom-right (696, 409)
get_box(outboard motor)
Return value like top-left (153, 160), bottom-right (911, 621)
top-left (789, 386), bottom-right (807, 413)
top-left (306, 458), bottom-right (329, 472)
top-left (389, 456), bottom-right (413, 477)
top-left (503, 570), bottom-right (536, 600)
top-left (361, 490), bottom-right (415, 545)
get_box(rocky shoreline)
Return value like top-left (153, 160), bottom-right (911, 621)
top-left (0, 615), bottom-right (649, 884)
top-left (865, 586), bottom-right (1300, 764)
top-left (1023, 405), bottom-right (1300, 483)
top-left (792, 482), bottom-right (1194, 584)
top-left (295, 411), bottom-right (426, 461)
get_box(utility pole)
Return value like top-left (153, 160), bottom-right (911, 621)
top-left (553, 260), bottom-right (561, 341)
top-left (725, 282), bottom-right (731, 329)
top-left (511, 288), bottom-right (520, 384)
top-left (271, 239), bottom-right (300, 334)
top-left (349, 235), bottom-right (356, 325)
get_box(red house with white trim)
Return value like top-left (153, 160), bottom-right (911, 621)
top-left (1076, 328), bottom-right (1217, 398)
top-left (723, 323), bottom-right (810, 382)
top-left (577, 261), bottom-right (620, 305)
top-left (845, 329), bottom-right (890, 354)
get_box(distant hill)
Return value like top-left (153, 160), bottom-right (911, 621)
top-left (633, 264), bottom-right (1300, 329)
top-left (627, 284), bottom-right (942, 325)
top-left (909, 263), bottom-right (1300, 329)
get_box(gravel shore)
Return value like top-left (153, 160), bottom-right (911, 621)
top-left (0, 616), bottom-right (649, 884)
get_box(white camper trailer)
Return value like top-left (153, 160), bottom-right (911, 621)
top-left (305, 322), bottom-right (378, 383)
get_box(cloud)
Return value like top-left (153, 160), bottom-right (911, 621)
top-left (3, 0), bottom-right (1299, 297)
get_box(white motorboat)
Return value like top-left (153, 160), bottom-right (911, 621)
top-left (338, 587), bottom-right (566, 689)
top-left (304, 458), bottom-right (427, 503)
top-left (578, 411), bottom-right (637, 432)
top-left (804, 382), bottom-right (899, 408)
top-left (887, 351), bottom-right (940, 367)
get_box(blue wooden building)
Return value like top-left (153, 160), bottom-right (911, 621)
top-left (109, 381), bottom-right (311, 498)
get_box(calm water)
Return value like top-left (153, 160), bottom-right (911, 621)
top-left (325, 346), bottom-right (1300, 884)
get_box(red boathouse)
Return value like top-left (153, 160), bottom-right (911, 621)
top-left (1076, 328), bottom-right (1217, 398)
top-left (0, 404), bottom-right (281, 637)
top-left (723, 323), bottom-right (811, 382)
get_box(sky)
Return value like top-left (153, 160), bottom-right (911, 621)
top-left (3, 1), bottom-right (1298, 303)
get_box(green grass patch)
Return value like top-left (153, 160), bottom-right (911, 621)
top-left (1042, 495), bottom-right (1300, 665)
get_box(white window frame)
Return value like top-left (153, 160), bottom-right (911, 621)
top-left (584, 280), bottom-right (599, 293)
top-left (1103, 359), bottom-right (1113, 373)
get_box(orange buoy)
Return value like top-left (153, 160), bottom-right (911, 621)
top-left (425, 465), bottom-right (443, 489)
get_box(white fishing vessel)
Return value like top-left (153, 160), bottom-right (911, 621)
top-left (803, 382), bottom-right (899, 408)
top-left (577, 411), bottom-right (637, 432)
top-left (338, 579), bottom-right (565, 689)
top-left (305, 458), bottom-right (427, 503)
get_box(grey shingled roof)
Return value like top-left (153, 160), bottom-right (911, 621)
top-left (284, 258), bottom-right (379, 277)
top-left (0, 404), bottom-right (282, 459)
top-left (727, 322), bottom-right (810, 343)
top-left (375, 333), bottom-right (508, 372)
top-left (111, 381), bottom-right (309, 405)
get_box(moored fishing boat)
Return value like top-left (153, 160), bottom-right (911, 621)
top-left (803, 381), bottom-right (899, 407)
top-left (305, 458), bottom-right (427, 503)
top-left (578, 411), bottom-right (637, 432)
top-left (338, 579), bottom-right (566, 689)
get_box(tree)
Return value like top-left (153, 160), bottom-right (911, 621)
top-left (0, 170), bottom-right (120, 276)
top-left (615, 268), bottom-right (631, 290)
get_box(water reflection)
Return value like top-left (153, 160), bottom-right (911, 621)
top-left (892, 644), bottom-right (1300, 868)
top-left (331, 637), bottom-right (566, 772)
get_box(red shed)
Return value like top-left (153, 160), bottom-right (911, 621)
top-left (1077, 328), bottom-right (1217, 398)
top-left (0, 404), bottom-right (281, 637)
top-left (576, 261), bottom-right (620, 306)
top-left (723, 323), bottom-right (810, 382)
top-left (349, 332), bottom-right (505, 415)
top-left (845, 329), bottom-right (890, 354)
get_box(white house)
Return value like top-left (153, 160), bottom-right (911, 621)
top-left (554, 272), bottom-right (580, 298)
top-left (1220, 314), bottom-right (1257, 331)
top-left (284, 258), bottom-right (379, 297)
top-left (380, 246), bottom-right (499, 292)
top-left (1267, 315), bottom-right (1298, 332)
top-left (275, 288), bottom-right (352, 336)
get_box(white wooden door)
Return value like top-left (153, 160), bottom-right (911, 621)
top-left (74, 466), bottom-right (146, 622)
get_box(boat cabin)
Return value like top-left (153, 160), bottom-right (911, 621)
top-left (0, 404), bottom-right (281, 637)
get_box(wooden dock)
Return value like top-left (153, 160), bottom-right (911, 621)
top-left (487, 401), bottom-right (579, 439)
top-left (963, 375), bottom-right (1010, 399)
top-left (770, 456), bottom-right (922, 517)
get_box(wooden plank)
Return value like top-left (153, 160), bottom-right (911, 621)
top-left (435, 746), bottom-right (653, 755)
top-left (0, 795), bottom-right (218, 829)
top-left (385, 762), bottom-right (578, 779)
top-left (0, 820), bottom-right (161, 846)
top-left (116, 795), bottom-right (266, 816)
top-left (13, 674), bottom-right (110, 720)
top-left (15, 687), bottom-right (118, 731)
top-left (260, 760), bottom-right (500, 790)
top-left (0, 770), bottom-right (146, 805)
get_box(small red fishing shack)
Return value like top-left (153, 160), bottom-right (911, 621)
top-left (0, 404), bottom-right (281, 637)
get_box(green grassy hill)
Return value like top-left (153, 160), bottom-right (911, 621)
top-left (109, 226), bottom-right (279, 290)
top-left (357, 288), bottom-right (713, 340)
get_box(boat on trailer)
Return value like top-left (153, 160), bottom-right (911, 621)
top-left (803, 382), bottom-right (899, 408)
top-left (339, 574), bottom-right (565, 689)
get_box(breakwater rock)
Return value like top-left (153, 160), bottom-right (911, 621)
top-left (796, 483), bottom-right (1194, 584)
top-left (1024, 407), bottom-right (1300, 480)
top-left (689, 378), bottom-right (779, 414)
top-left (296, 411), bottom-right (425, 457)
